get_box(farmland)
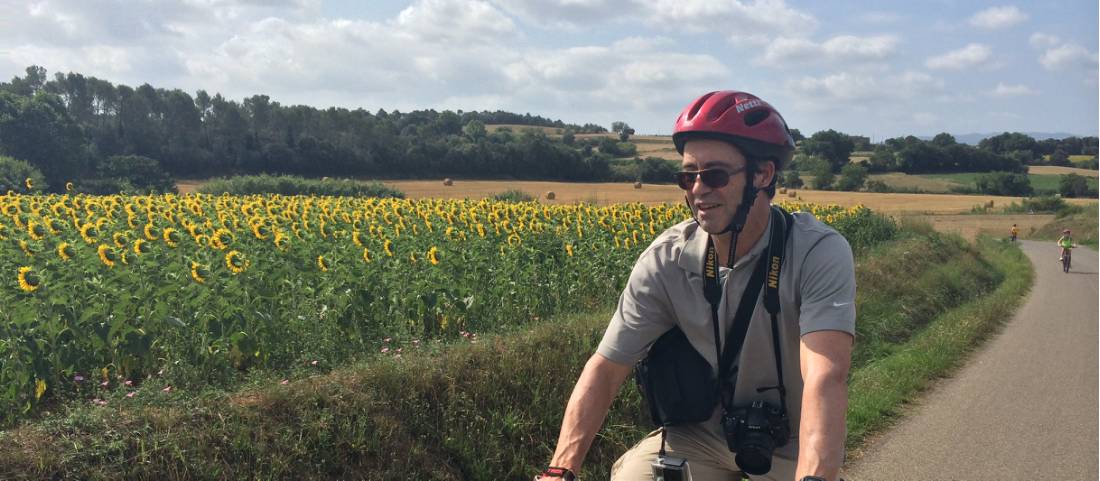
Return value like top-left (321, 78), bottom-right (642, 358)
top-left (0, 191), bottom-right (880, 427)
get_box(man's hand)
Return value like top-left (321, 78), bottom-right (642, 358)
top-left (795, 330), bottom-right (853, 481)
top-left (545, 353), bottom-right (634, 475)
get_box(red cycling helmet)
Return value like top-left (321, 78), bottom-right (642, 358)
top-left (672, 90), bottom-right (795, 169)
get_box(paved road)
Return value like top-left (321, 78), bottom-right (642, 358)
top-left (845, 240), bottom-right (1098, 481)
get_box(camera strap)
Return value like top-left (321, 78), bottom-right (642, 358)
top-left (708, 206), bottom-right (791, 412)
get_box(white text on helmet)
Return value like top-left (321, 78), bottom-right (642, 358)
top-left (735, 99), bottom-right (764, 113)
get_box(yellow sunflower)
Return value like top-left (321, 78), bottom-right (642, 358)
top-left (190, 261), bottom-right (209, 284)
top-left (17, 266), bottom-right (40, 293)
top-left (24, 178), bottom-right (33, 190)
top-left (163, 227), bottom-right (180, 248)
top-left (133, 239), bottom-right (151, 256)
top-left (317, 255), bottom-right (328, 272)
top-left (565, 244), bottom-right (574, 257)
top-left (19, 240), bottom-right (35, 257)
top-left (427, 246), bottom-right (440, 266)
top-left (96, 244), bottom-right (117, 268)
top-left (26, 221), bottom-right (46, 240)
top-left (143, 223), bottom-right (159, 241)
top-left (210, 228), bottom-right (232, 250)
top-left (113, 232), bottom-right (129, 248)
top-left (362, 248), bottom-right (372, 263)
top-left (273, 231), bottom-right (289, 250)
top-left (352, 230), bottom-right (363, 247)
top-left (0, 223), bottom-right (7, 240)
top-left (383, 239), bottom-right (394, 257)
top-left (225, 250), bottom-right (247, 274)
top-left (79, 223), bottom-right (98, 244)
top-left (57, 242), bottom-right (74, 261)
top-left (65, 181), bottom-right (73, 192)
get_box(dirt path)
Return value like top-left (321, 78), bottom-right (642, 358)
top-left (844, 241), bottom-right (1098, 480)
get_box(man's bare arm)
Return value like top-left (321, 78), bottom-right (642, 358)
top-left (795, 330), bottom-right (853, 481)
top-left (547, 352), bottom-right (635, 474)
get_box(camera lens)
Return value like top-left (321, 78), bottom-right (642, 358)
top-left (735, 446), bottom-right (773, 476)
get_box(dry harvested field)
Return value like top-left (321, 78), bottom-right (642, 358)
top-left (380, 180), bottom-right (1095, 215)
top-left (1027, 165), bottom-right (1099, 177)
top-left (906, 214), bottom-right (1056, 241)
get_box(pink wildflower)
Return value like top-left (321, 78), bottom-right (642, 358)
top-left (280, 379), bottom-right (289, 385)
top-left (311, 360), bottom-right (319, 366)
top-left (124, 380), bottom-right (133, 387)
top-left (126, 392), bottom-right (136, 398)
top-left (162, 386), bottom-right (172, 392)
top-left (381, 347), bottom-right (390, 354)
top-left (74, 375), bottom-right (84, 382)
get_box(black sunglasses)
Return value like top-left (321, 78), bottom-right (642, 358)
top-left (674, 166), bottom-right (747, 190)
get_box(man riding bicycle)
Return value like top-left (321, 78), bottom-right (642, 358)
top-left (1010, 224), bottom-right (1018, 242)
top-left (536, 90), bottom-right (854, 481)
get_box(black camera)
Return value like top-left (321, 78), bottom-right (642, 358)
top-left (721, 400), bottom-right (790, 475)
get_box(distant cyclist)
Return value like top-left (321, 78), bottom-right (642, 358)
top-left (1058, 229), bottom-right (1074, 262)
top-left (1010, 224), bottom-right (1018, 242)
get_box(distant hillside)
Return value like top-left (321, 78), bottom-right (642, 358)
top-left (919, 132), bottom-right (1085, 145)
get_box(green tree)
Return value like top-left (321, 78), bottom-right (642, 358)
top-left (809, 156), bottom-right (834, 190)
top-left (0, 91), bottom-right (87, 189)
top-left (463, 120), bottom-right (487, 141)
top-left (1049, 148), bottom-right (1071, 167)
top-left (0, 155), bottom-right (47, 193)
top-left (835, 163), bottom-right (869, 191)
top-left (1058, 174), bottom-right (1090, 198)
top-left (97, 155), bottom-right (176, 193)
top-left (561, 128), bottom-right (575, 146)
top-left (802, 129), bottom-right (855, 172)
top-left (781, 169), bottom-right (803, 188)
top-left (975, 172), bottom-right (1032, 196)
top-left (931, 132), bottom-right (956, 147)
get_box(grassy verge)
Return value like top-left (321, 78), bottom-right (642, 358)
top-left (845, 236), bottom-right (1032, 450)
top-left (0, 228), bottom-right (1029, 480)
top-left (1028, 207), bottom-right (1098, 250)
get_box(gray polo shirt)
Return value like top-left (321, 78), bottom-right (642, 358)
top-left (597, 209), bottom-right (856, 454)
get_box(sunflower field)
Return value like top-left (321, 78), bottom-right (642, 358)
top-left (0, 190), bottom-right (888, 424)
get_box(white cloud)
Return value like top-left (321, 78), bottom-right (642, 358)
top-left (989, 82), bottom-right (1038, 97)
top-left (1029, 32), bottom-right (1060, 48)
top-left (969, 6), bottom-right (1027, 30)
top-left (759, 34), bottom-right (898, 66)
top-left (395, 0), bottom-right (517, 44)
top-left (784, 70), bottom-right (943, 105)
top-left (1038, 43), bottom-right (1099, 70)
top-left (648, 0), bottom-right (817, 37)
top-left (925, 43), bottom-right (992, 70)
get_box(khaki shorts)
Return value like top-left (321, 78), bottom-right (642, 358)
top-left (610, 425), bottom-right (798, 481)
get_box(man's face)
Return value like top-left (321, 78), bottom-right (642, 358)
top-left (681, 139), bottom-right (749, 234)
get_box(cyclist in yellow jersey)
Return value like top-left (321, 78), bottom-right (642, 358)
top-left (1010, 224), bottom-right (1018, 242)
top-left (1058, 229), bottom-right (1074, 261)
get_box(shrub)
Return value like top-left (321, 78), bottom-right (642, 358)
top-left (97, 155), bottom-right (176, 193)
top-left (491, 189), bottom-right (534, 202)
top-left (0, 155), bottom-right (46, 193)
top-left (865, 180), bottom-right (890, 193)
top-left (1058, 174), bottom-right (1093, 198)
top-left (835, 163), bottom-right (869, 191)
top-left (198, 175), bottom-right (404, 197)
top-left (1002, 195), bottom-right (1067, 214)
top-left (975, 172), bottom-right (1032, 196)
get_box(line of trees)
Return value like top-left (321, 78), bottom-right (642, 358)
top-left (0, 66), bottom-right (613, 192)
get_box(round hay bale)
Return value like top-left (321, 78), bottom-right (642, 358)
top-left (545, 191), bottom-right (556, 200)
top-left (633, 181), bottom-right (643, 189)
top-left (787, 190), bottom-right (797, 198)
top-left (779, 187), bottom-right (788, 194)
top-left (443, 178), bottom-right (453, 186)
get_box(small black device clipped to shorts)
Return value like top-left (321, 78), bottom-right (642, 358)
top-left (651, 455), bottom-right (692, 481)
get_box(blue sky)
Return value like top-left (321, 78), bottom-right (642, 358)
top-left (0, 0), bottom-right (1096, 140)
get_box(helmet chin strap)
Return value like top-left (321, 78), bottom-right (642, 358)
top-left (686, 164), bottom-right (758, 268)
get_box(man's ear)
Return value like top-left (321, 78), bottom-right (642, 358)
top-left (754, 160), bottom-right (776, 189)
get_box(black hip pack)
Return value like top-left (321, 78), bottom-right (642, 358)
top-left (634, 206), bottom-right (792, 426)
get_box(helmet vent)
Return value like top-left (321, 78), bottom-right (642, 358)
top-left (744, 109), bottom-right (770, 127)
